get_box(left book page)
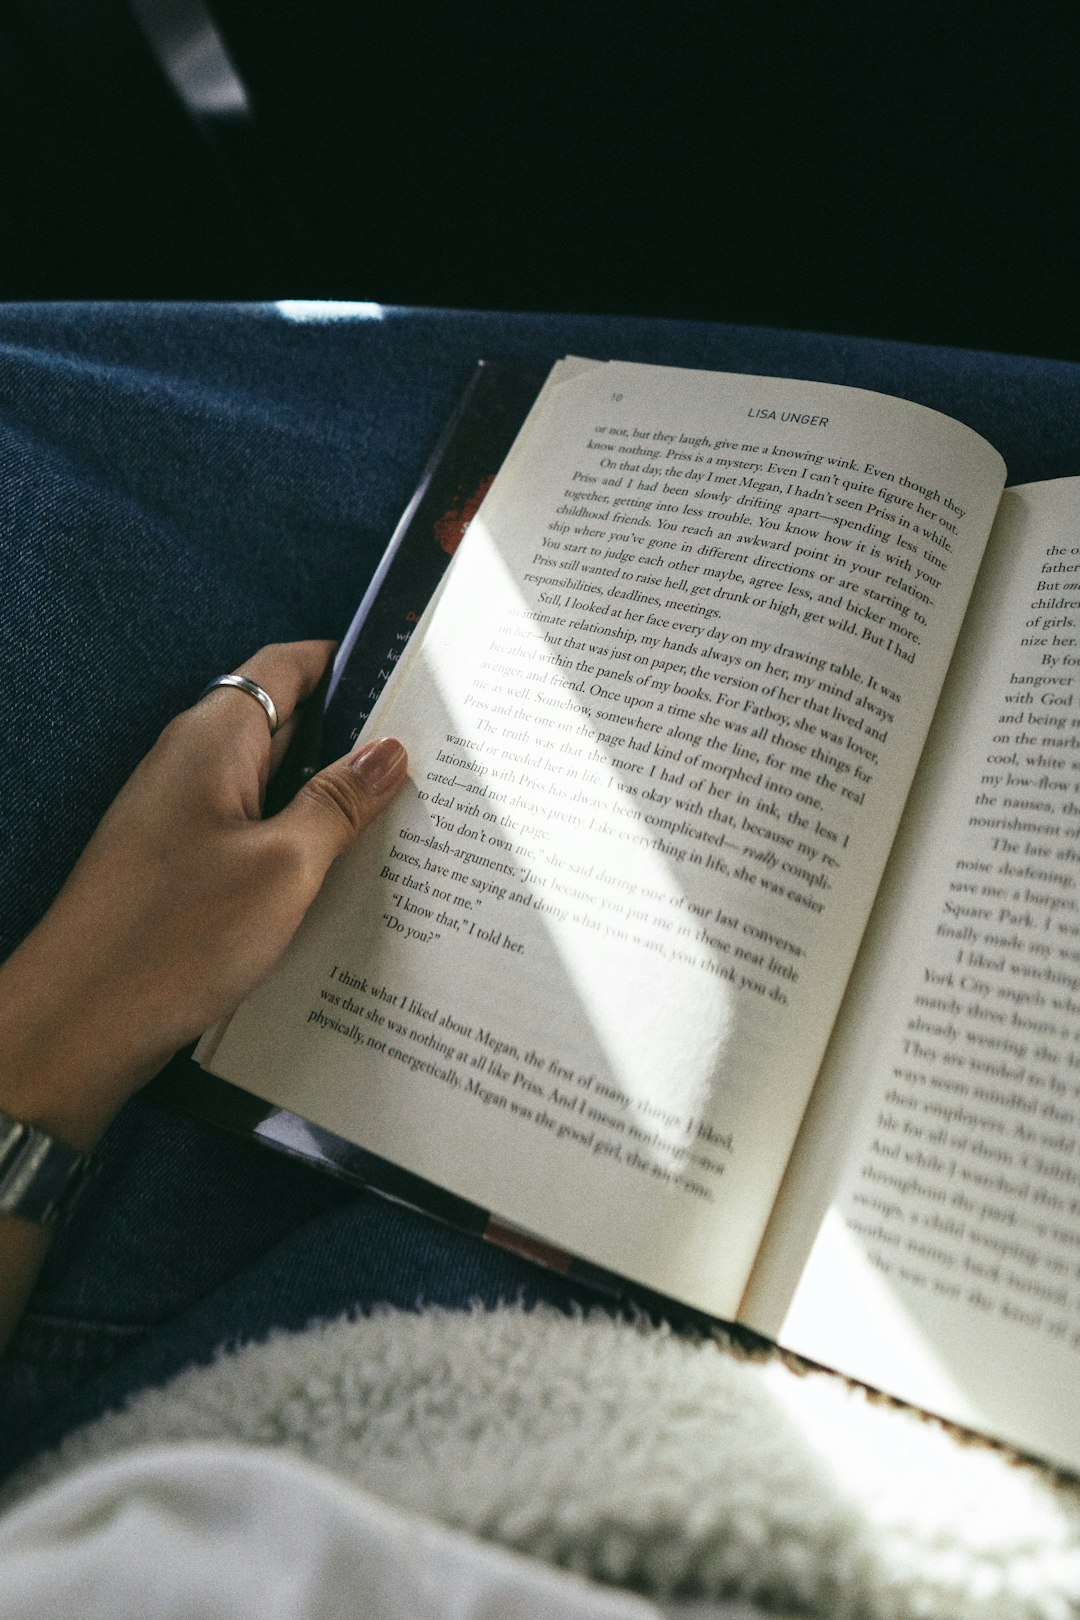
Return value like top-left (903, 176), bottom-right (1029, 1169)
top-left (202, 358), bottom-right (1003, 1319)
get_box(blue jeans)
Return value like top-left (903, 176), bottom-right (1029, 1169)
top-left (2, 301), bottom-right (1078, 1480)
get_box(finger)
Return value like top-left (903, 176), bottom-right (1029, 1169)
top-left (267, 708), bottom-right (300, 777)
top-left (193, 639), bottom-right (334, 740)
top-left (271, 737), bottom-right (408, 875)
top-left (237, 641), bottom-right (336, 736)
top-left (192, 641), bottom-right (336, 794)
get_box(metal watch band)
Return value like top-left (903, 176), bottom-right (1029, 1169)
top-left (0, 1107), bottom-right (89, 1226)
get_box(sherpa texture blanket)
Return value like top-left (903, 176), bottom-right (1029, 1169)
top-left (4, 1305), bottom-right (1080, 1619)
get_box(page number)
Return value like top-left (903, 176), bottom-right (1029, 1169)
top-left (612, 392), bottom-right (623, 401)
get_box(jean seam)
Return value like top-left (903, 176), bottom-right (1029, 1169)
top-left (8, 1313), bottom-right (150, 1371)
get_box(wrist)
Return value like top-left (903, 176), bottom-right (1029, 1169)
top-left (1, 1105), bottom-right (92, 1225)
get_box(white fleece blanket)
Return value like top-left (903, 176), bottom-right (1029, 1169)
top-left (4, 1305), bottom-right (1080, 1619)
top-left (0, 1443), bottom-right (684, 1620)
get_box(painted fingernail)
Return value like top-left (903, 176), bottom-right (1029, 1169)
top-left (351, 737), bottom-right (407, 793)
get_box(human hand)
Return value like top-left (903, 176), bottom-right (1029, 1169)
top-left (0, 641), bottom-right (408, 1151)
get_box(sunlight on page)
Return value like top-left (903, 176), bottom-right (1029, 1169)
top-left (784, 1210), bottom-right (971, 1420)
top-left (273, 301), bottom-right (386, 322)
top-left (763, 1211), bottom-right (1080, 1562)
top-left (755, 1336), bottom-right (1077, 1562)
top-left (418, 523), bottom-right (735, 1168)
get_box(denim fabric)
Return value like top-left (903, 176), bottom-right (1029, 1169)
top-left (2, 301), bottom-right (1080, 1480)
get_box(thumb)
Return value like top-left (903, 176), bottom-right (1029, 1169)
top-left (275, 737), bottom-right (409, 872)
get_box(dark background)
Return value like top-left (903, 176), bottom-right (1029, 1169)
top-left (1, 1), bottom-right (1077, 361)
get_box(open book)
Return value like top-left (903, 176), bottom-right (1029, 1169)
top-left (197, 357), bottom-right (1080, 1473)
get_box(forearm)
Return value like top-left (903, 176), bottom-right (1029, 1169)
top-left (0, 917), bottom-right (160, 1155)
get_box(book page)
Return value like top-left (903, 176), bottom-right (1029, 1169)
top-left (205, 359), bottom-right (1003, 1319)
top-left (750, 479), bottom-right (1080, 1470)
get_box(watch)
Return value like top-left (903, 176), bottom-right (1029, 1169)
top-left (0, 1107), bottom-right (90, 1225)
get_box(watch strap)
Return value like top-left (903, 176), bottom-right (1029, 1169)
top-left (0, 1107), bottom-right (89, 1225)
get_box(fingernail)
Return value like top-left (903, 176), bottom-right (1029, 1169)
top-left (351, 737), bottom-right (407, 793)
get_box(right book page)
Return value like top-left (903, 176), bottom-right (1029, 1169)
top-left (743, 479), bottom-right (1080, 1471)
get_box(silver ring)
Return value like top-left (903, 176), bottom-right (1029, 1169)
top-left (199, 673), bottom-right (279, 736)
